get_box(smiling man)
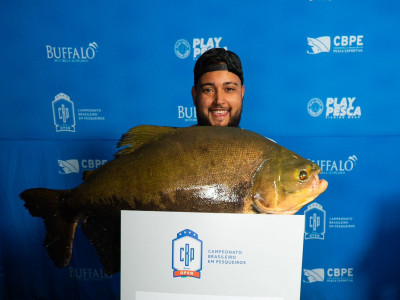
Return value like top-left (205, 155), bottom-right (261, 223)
top-left (192, 48), bottom-right (245, 127)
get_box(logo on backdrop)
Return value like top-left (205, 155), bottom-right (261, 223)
top-left (46, 42), bottom-right (98, 63)
top-left (174, 37), bottom-right (228, 60)
top-left (174, 39), bottom-right (191, 59)
top-left (178, 105), bottom-right (197, 122)
top-left (52, 93), bottom-right (76, 132)
top-left (307, 98), bottom-right (324, 117)
top-left (311, 155), bottom-right (358, 175)
top-left (304, 203), bottom-right (326, 240)
top-left (58, 159), bottom-right (108, 174)
top-left (46, 42), bottom-right (99, 63)
top-left (307, 97), bottom-right (362, 119)
top-left (68, 267), bottom-right (112, 281)
top-left (307, 36), bottom-right (331, 54)
top-left (52, 93), bottom-right (106, 132)
top-left (303, 268), bottom-right (325, 283)
top-left (172, 229), bottom-right (203, 278)
top-left (58, 159), bottom-right (79, 174)
top-left (303, 267), bottom-right (354, 283)
top-left (307, 35), bottom-right (363, 54)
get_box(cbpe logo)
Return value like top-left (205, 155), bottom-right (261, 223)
top-left (46, 42), bottom-right (98, 63)
top-left (58, 159), bottom-right (108, 174)
top-left (303, 268), bottom-right (325, 283)
top-left (174, 37), bottom-right (227, 60)
top-left (307, 37), bottom-right (331, 54)
top-left (307, 97), bottom-right (362, 119)
top-left (303, 268), bottom-right (354, 283)
top-left (304, 203), bottom-right (326, 240)
top-left (52, 93), bottom-right (76, 132)
top-left (307, 35), bottom-right (363, 54)
top-left (172, 229), bottom-right (203, 279)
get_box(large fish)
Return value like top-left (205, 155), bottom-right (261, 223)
top-left (20, 125), bottom-right (328, 275)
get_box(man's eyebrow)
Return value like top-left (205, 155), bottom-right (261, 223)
top-left (199, 81), bottom-right (239, 88)
top-left (223, 81), bottom-right (239, 86)
top-left (199, 82), bottom-right (215, 88)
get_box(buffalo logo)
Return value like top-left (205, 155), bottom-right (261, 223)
top-left (303, 268), bottom-right (325, 283)
top-left (172, 229), bottom-right (202, 278)
top-left (307, 36), bottom-right (331, 54)
top-left (52, 93), bottom-right (76, 132)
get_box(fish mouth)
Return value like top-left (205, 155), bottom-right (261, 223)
top-left (252, 173), bottom-right (328, 215)
top-left (312, 172), bottom-right (328, 193)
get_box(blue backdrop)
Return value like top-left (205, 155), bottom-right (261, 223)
top-left (1, 1), bottom-right (400, 299)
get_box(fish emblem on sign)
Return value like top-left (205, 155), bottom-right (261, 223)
top-left (172, 229), bottom-right (202, 278)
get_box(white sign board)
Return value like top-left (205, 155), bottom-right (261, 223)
top-left (121, 211), bottom-right (305, 300)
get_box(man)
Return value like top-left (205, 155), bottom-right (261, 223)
top-left (192, 48), bottom-right (245, 127)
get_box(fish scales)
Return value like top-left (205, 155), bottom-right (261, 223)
top-left (20, 125), bottom-right (328, 275)
top-left (73, 127), bottom-right (267, 212)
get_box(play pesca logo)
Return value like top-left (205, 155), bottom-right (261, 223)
top-left (46, 42), bottom-right (99, 62)
top-left (172, 229), bottom-right (203, 278)
top-left (307, 97), bottom-right (361, 119)
top-left (307, 35), bottom-right (364, 54)
top-left (174, 37), bottom-right (227, 60)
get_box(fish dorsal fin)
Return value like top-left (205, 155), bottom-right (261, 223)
top-left (114, 125), bottom-right (178, 157)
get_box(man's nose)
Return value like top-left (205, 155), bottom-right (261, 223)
top-left (213, 89), bottom-right (225, 105)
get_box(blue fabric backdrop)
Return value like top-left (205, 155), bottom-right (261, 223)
top-left (1, 1), bottom-right (400, 299)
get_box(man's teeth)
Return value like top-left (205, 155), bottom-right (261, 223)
top-left (212, 110), bottom-right (227, 115)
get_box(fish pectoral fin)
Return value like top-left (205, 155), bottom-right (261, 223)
top-left (115, 125), bottom-right (178, 157)
top-left (45, 219), bottom-right (78, 268)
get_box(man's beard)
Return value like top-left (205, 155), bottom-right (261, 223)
top-left (196, 105), bottom-right (242, 127)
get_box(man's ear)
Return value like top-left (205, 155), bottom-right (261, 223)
top-left (191, 86), bottom-right (197, 105)
top-left (241, 84), bottom-right (245, 100)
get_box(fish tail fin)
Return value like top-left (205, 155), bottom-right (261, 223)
top-left (20, 188), bottom-right (78, 268)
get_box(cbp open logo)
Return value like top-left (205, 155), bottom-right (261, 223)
top-left (304, 203), bottom-right (326, 240)
top-left (172, 229), bottom-right (203, 278)
top-left (52, 93), bottom-right (76, 132)
top-left (174, 37), bottom-right (227, 60)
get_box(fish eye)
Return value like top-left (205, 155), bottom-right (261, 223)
top-left (299, 170), bottom-right (309, 182)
